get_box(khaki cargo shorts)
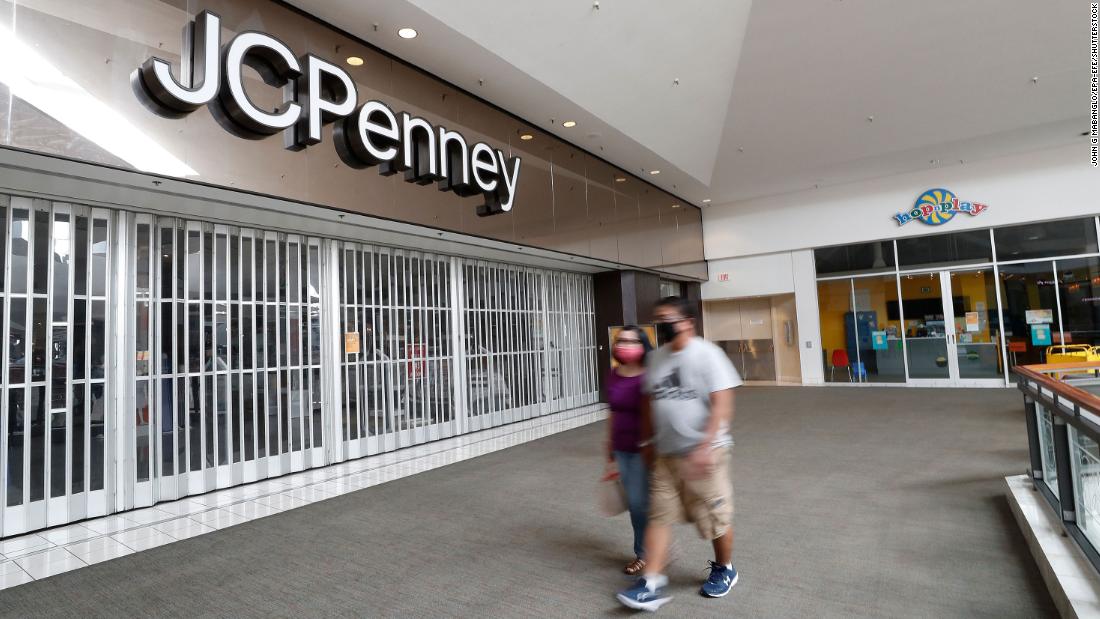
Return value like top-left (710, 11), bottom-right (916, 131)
top-left (649, 447), bottom-right (733, 539)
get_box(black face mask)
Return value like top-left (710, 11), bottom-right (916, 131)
top-left (655, 321), bottom-right (679, 343)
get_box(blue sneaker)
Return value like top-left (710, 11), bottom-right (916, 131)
top-left (616, 577), bottom-right (672, 612)
top-left (700, 561), bottom-right (738, 598)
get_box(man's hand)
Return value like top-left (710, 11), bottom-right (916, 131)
top-left (684, 444), bottom-right (714, 480)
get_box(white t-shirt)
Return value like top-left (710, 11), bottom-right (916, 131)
top-left (643, 336), bottom-right (742, 455)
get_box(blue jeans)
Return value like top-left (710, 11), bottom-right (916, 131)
top-left (614, 451), bottom-right (649, 559)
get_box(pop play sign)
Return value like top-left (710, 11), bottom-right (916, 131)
top-left (894, 188), bottom-right (988, 226)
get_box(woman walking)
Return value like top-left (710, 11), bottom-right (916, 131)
top-left (606, 326), bottom-right (652, 576)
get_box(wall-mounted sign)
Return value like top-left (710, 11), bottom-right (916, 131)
top-left (132, 11), bottom-right (521, 216)
top-left (1026, 309), bottom-right (1054, 325)
top-left (717, 273), bottom-right (729, 282)
top-left (893, 188), bottom-right (988, 226)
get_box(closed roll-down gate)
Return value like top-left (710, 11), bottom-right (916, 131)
top-left (0, 194), bottom-right (598, 537)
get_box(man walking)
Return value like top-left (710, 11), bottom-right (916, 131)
top-left (616, 296), bottom-right (742, 612)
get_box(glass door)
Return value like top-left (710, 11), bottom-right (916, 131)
top-left (946, 269), bottom-right (1005, 385)
top-left (899, 272), bottom-right (952, 383)
top-left (900, 269), bottom-right (1006, 386)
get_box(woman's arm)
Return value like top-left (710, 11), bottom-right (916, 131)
top-left (639, 394), bottom-right (655, 469)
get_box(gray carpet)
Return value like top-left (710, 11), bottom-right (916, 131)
top-left (0, 387), bottom-right (1054, 618)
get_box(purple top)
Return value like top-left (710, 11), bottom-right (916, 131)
top-left (607, 370), bottom-right (645, 453)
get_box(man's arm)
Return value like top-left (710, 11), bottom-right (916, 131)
top-left (684, 388), bottom-right (732, 478)
top-left (700, 387), bottom-right (734, 446)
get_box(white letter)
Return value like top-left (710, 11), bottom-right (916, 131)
top-left (495, 151), bottom-right (521, 212)
top-left (293, 54), bottom-right (356, 148)
top-left (133, 10), bottom-right (220, 113)
top-left (470, 142), bottom-right (498, 192)
top-left (215, 32), bottom-right (301, 137)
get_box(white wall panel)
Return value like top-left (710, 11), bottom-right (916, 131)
top-left (701, 252), bottom-right (794, 300)
top-left (704, 144), bottom-right (1096, 260)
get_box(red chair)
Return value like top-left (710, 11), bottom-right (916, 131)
top-left (830, 349), bottom-right (852, 382)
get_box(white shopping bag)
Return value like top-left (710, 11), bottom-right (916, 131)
top-left (597, 463), bottom-right (627, 517)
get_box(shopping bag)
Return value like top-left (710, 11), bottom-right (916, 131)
top-left (597, 463), bottom-right (627, 517)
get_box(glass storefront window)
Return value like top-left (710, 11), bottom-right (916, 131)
top-left (814, 241), bottom-right (896, 276)
top-left (852, 276), bottom-right (905, 383)
top-left (1056, 257), bottom-right (1100, 348)
top-left (999, 261), bottom-right (1059, 369)
top-left (818, 279), bottom-right (855, 382)
top-left (896, 229), bottom-right (992, 269)
top-left (995, 218), bottom-right (1099, 262)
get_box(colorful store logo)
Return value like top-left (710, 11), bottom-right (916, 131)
top-left (893, 188), bottom-right (988, 226)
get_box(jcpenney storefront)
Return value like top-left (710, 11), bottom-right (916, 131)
top-left (0, 1), bottom-right (705, 536)
top-left (701, 143), bottom-right (1098, 389)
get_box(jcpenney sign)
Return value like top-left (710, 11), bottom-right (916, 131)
top-left (132, 11), bottom-right (521, 216)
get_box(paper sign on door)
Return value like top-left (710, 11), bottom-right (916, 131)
top-left (965, 312), bottom-right (980, 332)
top-left (344, 332), bottom-right (360, 354)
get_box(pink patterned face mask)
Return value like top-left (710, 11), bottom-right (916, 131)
top-left (613, 345), bottom-right (644, 365)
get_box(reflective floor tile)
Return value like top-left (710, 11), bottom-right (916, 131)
top-left (112, 529), bottom-right (177, 553)
top-left (84, 515), bottom-right (141, 536)
top-left (15, 548), bottom-right (86, 580)
top-left (252, 493), bottom-right (310, 511)
top-left (40, 524), bottom-right (97, 546)
top-left (317, 480), bottom-right (356, 495)
top-left (153, 518), bottom-right (215, 541)
top-left (151, 499), bottom-right (210, 517)
top-left (110, 525), bottom-right (171, 547)
top-left (0, 534), bottom-right (52, 559)
top-left (121, 507), bottom-right (177, 525)
top-left (282, 486), bottom-right (334, 503)
top-left (190, 508), bottom-right (251, 530)
top-left (222, 500), bottom-right (283, 520)
top-left (66, 537), bottom-right (134, 565)
top-left (0, 565), bottom-right (33, 589)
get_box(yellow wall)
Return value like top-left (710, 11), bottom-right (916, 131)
top-left (818, 272), bottom-right (996, 362)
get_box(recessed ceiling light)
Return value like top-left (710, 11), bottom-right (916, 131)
top-left (671, 204), bottom-right (681, 209)
top-left (614, 177), bottom-right (626, 182)
top-left (649, 170), bottom-right (660, 175)
top-left (398, 27), bottom-right (418, 39)
top-left (346, 56), bottom-right (364, 66)
top-left (519, 133), bottom-right (534, 141)
top-left (562, 120), bottom-right (577, 128)
top-left (702, 199), bottom-right (711, 203)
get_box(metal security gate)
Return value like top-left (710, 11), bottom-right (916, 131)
top-left (130, 216), bottom-right (326, 506)
top-left (1, 197), bottom-right (112, 535)
top-left (456, 260), bottom-right (599, 432)
top-left (335, 244), bottom-right (457, 459)
top-left (0, 190), bottom-right (601, 537)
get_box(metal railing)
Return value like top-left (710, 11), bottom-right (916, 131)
top-left (1016, 362), bottom-right (1100, 573)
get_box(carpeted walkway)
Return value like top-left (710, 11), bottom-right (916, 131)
top-left (0, 387), bottom-right (1054, 618)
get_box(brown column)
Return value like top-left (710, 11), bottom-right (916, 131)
top-left (593, 270), bottom-right (674, 401)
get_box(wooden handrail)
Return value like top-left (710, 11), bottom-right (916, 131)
top-left (1015, 363), bottom-right (1100, 415)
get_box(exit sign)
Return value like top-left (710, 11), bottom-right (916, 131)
top-left (717, 273), bottom-right (729, 282)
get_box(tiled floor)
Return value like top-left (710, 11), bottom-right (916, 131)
top-left (0, 405), bottom-right (605, 590)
